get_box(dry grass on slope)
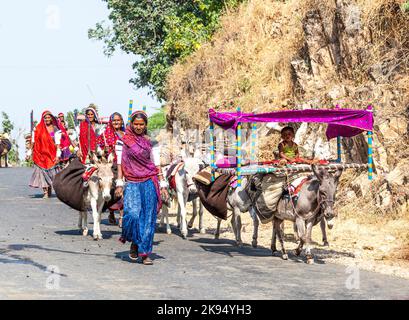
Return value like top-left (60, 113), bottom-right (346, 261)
top-left (166, 0), bottom-right (305, 127)
top-left (166, 0), bottom-right (409, 127)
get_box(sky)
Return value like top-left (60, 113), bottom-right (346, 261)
top-left (0, 0), bottom-right (161, 148)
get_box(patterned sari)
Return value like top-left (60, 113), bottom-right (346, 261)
top-left (119, 115), bottom-right (161, 257)
top-left (29, 111), bottom-right (61, 188)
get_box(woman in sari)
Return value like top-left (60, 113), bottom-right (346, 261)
top-left (79, 106), bottom-right (101, 164)
top-left (57, 112), bottom-right (73, 163)
top-left (97, 112), bottom-right (125, 226)
top-left (29, 111), bottom-right (61, 198)
top-left (115, 111), bottom-right (168, 265)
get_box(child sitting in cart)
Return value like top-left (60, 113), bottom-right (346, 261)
top-left (278, 126), bottom-right (299, 163)
top-left (278, 126), bottom-right (323, 165)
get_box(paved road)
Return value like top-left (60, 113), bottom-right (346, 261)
top-left (1, 167), bottom-right (409, 300)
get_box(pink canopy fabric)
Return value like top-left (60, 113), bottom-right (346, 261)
top-left (209, 107), bottom-right (374, 140)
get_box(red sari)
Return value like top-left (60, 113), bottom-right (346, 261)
top-left (96, 112), bottom-right (124, 162)
top-left (57, 119), bottom-right (72, 161)
top-left (29, 111), bottom-right (61, 189)
top-left (32, 111), bottom-right (59, 169)
top-left (79, 107), bottom-right (100, 164)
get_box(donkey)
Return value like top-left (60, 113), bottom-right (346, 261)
top-left (271, 165), bottom-right (342, 264)
top-left (214, 167), bottom-right (338, 253)
top-left (215, 176), bottom-right (260, 248)
top-left (160, 157), bottom-right (206, 238)
top-left (0, 136), bottom-right (12, 168)
top-left (292, 217), bottom-right (333, 246)
top-left (78, 153), bottom-right (114, 240)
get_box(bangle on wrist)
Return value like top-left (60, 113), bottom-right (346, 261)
top-left (116, 179), bottom-right (125, 187)
top-left (159, 180), bottom-right (169, 189)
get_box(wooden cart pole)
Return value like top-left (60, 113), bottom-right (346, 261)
top-left (335, 105), bottom-right (342, 163)
top-left (237, 106), bottom-right (242, 187)
top-left (367, 105), bottom-right (374, 181)
top-left (127, 100), bottom-right (134, 124)
top-left (337, 136), bottom-right (342, 163)
top-left (210, 120), bottom-right (216, 182)
top-left (251, 121), bottom-right (257, 164)
top-left (30, 110), bottom-right (34, 133)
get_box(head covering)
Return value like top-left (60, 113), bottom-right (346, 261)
top-left (121, 111), bottom-right (161, 209)
top-left (57, 116), bottom-right (71, 153)
top-left (97, 112), bottom-right (125, 160)
top-left (130, 110), bottom-right (148, 123)
top-left (79, 107), bottom-right (100, 163)
top-left (111, 112), bottom-right (126, 132)
top-left (85, 106), bottom-right (100, 124)
top-left (128, 110), bottom-right (148, 135)
top-left (58, 112), bottom-right (64, 118)
top-left (32, 111), bottom-right (59, 169)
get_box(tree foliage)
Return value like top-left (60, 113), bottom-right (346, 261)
top-left (148, 107), bottom-right (166, 131)
top-left (89, 0), bottom-right (244, 101)
top-left (1, 111), bottom-right (14, 134)
top-left (403, 1), bottom-right (409, 12)
top-left (66, 111), bottom-right (76, 129)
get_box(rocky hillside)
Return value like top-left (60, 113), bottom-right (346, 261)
top-left (165, 0), bottom-right (409, 216)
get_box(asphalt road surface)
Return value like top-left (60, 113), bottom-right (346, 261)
top-left (1, 168), bottom-right (409, 300)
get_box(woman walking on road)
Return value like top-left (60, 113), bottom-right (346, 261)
top-left (115, 110), bottom-right (168, 265)
top-left (57, 112), bottom-right (74, 163)
top-left (97, 112), bottom-right (126, 226)
top-left (29, 111), bottom-right (62, 198)
top-left (79, 105), bottom-right (102, 164)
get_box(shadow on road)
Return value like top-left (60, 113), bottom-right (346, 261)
top-left (55, 229), bottom-right (121, 239)
top-left (0, 247), bottom-right (67, 276)
top-left (29, 194), bottom-right (46, 199)
top-left (189, 237), bottom-right (351, 264)
top-left (3, 243), bottom-right (114, 259)
top-left (114, 251), bottom-right (166, 263)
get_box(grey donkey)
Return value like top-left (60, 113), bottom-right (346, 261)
top-left (160, 157), bottom-right (207, 239)
top-left (215, 176), bottom-right (260, 248)
top-left (214, 166), bottom-right (340, 261)
top-left (78, 153), bottom-right (115, 240)
top-left (271, 165), bottom-right (342, 264)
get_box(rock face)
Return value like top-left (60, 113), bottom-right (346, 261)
top-left (166, 0), bottom-right (409, 214)
top-left (287, 0), bottom-right (409, 213)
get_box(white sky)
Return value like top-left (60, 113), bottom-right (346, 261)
top-left (0, 0), bottom-right (161, 147)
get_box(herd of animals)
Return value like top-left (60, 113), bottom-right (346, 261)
top-left (69, 150), bottom-right (342, 265)
top-left (0, 133), bottom-right (342, 264)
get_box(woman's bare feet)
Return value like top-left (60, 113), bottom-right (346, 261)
top-left (142, 256), bottom-right (153, 265)
top-left (129, 243), bottom-right (138, 261)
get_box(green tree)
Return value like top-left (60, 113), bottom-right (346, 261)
top-left (89, 0), bottom-right (244, 101)
top-left (66, 111), bottom-right (76, 129)
top-left (1, 112), bottom-right (14, 134)
top-left (148, 107), bottom-right (166, 131)
top-left (403, 1), bottom-right (409, 12)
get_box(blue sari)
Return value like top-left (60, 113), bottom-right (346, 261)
top-left (119, 115), bottom-right (161, 257)
top-left (121, 179), bottom-right (158, 256)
